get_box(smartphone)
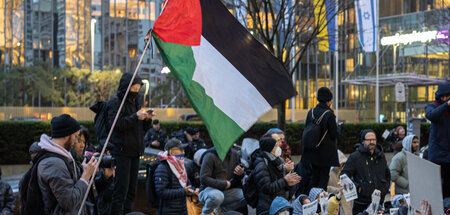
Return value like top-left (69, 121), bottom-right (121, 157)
top-left (147, 109), bottom-right (154, 114)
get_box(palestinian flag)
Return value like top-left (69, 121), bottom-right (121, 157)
top-left (152, 0), bottom-right (296, 159)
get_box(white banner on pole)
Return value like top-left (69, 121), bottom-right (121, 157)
top-left (355, 0), bottom-right (377, 52)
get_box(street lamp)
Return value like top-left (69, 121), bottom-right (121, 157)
top-left (91, 18), bottom-right (97, 74)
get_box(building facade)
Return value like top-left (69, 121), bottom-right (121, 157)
top-left (0, 0), bottom-right (164, 89)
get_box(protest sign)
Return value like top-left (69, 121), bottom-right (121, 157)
top-left (302, 199), bottom-right (318, 215)
top-left (406, 151), bottom-right (443, 215)
top-left (339, 174), bottom-right (358, 201)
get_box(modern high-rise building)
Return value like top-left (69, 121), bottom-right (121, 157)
top-left (0, 0), bottom-right (164, 89)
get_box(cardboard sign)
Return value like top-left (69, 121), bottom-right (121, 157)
top-left (302, 199), bottom-right (318, 215)
top-left (339, 174), bottom-right (358, 201)
top-left (406, 151), bottom-right (444, 215)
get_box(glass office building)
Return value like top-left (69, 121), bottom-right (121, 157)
top-left (0, 0), bottom-right (164, 88)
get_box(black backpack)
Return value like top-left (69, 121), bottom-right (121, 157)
top-left (90, 101), bottom-right (110, 148)
top-left (145, 160), bottom-right (172, 208)
top-left (19, 151), bottom-right (74, 215)
top-left (242, 170), bottom-right (258, 208)
top-left (302, 108), bottom-right (330, 150)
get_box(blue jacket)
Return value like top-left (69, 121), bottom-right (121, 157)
top-left (154, 161), bottom-right (189, 215)
top-left (425, 82), bottom-right (450, 164)
top-left (269, 196), bottom-right (292, 215)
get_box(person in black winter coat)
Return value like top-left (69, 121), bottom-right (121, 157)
top-left (108, 73), bottom-right (154, 215)
top-left (425, 81), bottom-right (450, 198)
top-left (301, 87), bottom-right (339, 192)
top-left (253, 137), bottom-right (301, 215)
top-left (340, 129), bottom-right (390, 214)
top-left (144, 119), bottom-right (168, 150)
top-left (186, 148), bottom-right (207, 189)
top-left (184, 127), bottom-right (207, 160)
top-left (154, 138), bottom-right (196, 215)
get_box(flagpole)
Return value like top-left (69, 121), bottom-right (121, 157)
top-left (77, 0), bottom-right (170, 213)
top-left (375, 0), bottom-right (380, 123)
top-left (334, 0), bottom-right (339, 123)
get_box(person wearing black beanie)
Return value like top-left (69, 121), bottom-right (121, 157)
top-left (300, 86), bottom-right (339, 194)
top-left (252, 136), bottom-right (300, 214)
top-left (317, 87), bottom-right (333, 103)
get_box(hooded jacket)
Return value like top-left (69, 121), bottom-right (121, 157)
top-left (301, 102), bottom-right (339, 167)
top-left (34, 134), bottom-right (89, 215)
top-left (425, 81), bottom-right (450, 164)
top-left (292, 194), bottom-right (309, 215)
top-left (107, 73), bottom-right (152, 157)
top-left (269, 196), bottom-right (292, 215)
top-left (340, 143), bottom-right (390, 206)
top-left (253, 150), bottom-right (290, 215)
top-left (389, 135), bottom-right (418, 195)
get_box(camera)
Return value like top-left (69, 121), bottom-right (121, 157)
top-left (86, 154), bottom-right (115, 169)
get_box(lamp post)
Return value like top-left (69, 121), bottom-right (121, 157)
top-left (91, 18), bottom-right (97, 74)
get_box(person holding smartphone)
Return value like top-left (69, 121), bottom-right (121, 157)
top-left (107, 73), bottom-right (154, 215)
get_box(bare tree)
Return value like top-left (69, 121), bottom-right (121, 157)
top-left (230, 0), bottom-right (349, 130)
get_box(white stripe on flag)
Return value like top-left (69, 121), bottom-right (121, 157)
top-left (356, 0), bottom-right (377, 52)
top-left (192, 36), bottom-right (272, 131)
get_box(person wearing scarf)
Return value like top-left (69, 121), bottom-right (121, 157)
top-left (154, 138), bottom-right (195, 215)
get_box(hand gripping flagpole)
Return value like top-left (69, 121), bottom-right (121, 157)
top-left (77, 1), bottom-right (170, 213)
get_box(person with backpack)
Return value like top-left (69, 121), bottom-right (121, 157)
top-left (198, 147), bottom-right (247, 215)
top-left (154, 138), bottom-right (196, 215)
top-left (425, 81), bottom-right (450, 198)
top-left (0, 167), bottom-right (15, 215)
top-left (107, 73), bottom-right (154, 215)
top-left (252, 136), bottom-right (301, 215)
top-left (19, 114), bottom-right (97, 215)
top-left (300, 87), bottom-right (339, 193)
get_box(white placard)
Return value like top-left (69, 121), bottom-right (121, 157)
top-left (395, 82), bottom-right (406, 102)
top-left (339, 174), bottom-right (358, 201)
top-left (382, 129), bottom-right (390, 139)
top-left (367, 189), bottom-right (381, 215)
top-left (406, 151), bottom-right (443, 215)
top-left (302, 199), bottom-right (318, 215)
top-left (390, 208), bottom-right (399, 215)
top-left (319, 193), bottom-right (328, 215)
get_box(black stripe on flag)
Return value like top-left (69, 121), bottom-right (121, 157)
top-left (200, 0), bottom-right (297, 106)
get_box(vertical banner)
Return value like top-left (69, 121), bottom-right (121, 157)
top-left (355, 0), bottom-right (377, 52)
top-left (314, 0), bottom-right (337, 52)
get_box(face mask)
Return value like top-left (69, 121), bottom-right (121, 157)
top-left (274, 146), bottom-right (282, 157)
top-left (278, 211), bottom-right (290, 215)
top-left (173, 154), bottom-right (185, 160)
top-left (127, 92), bottom-right (138, 99)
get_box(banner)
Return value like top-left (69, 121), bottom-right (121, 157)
top-left (355, 0), bottom-right (377, 52)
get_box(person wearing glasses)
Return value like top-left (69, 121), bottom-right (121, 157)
top-left (340, 129), bottom-right (390, 214)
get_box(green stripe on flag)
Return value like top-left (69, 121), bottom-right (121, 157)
top-left (153, 34), bottom-right (245, 160)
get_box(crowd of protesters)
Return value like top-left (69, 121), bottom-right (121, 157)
top-left (5, 74), bottom-right (448, 215)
